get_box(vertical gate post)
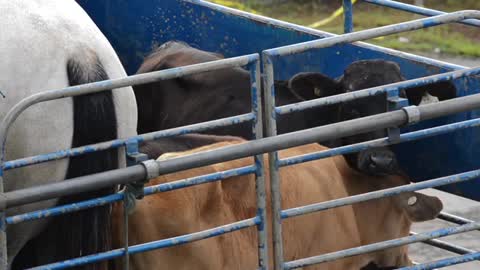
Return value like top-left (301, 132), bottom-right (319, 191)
top-left (262, 52), bottom-right (285, 270)
top-left (0, 173), bottom-right (6, 270)
top-left (343, 0), bottom-right (354, 33)
top-left (248, 57), bottom-right (269, 270)
top-left (0, 120), bottom-right (8, 269)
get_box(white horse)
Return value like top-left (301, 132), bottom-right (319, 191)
top-left (0, 1), bottom-right (137, 269)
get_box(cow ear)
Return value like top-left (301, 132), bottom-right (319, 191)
top-left (405, 81), bottom-right (457, 106)
top-left (288, 72), bottom-right (343, 101)
top-left (395, 192), bottom-right (443, 222)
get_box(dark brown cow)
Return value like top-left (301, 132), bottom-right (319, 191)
top-left (133, 41), bottom-right (334, 140)
top-left (133, 41), bottom-right (457, 177)
top-left (112, 139), bottom-right (442, 270)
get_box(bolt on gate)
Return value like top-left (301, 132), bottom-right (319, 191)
top-left (0, 2), bottom-right (479, 270)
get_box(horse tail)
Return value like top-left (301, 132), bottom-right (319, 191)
top-left (53, 50), bottom-right (118, 269)
top-left (11, 51), bottom-right (119, 270)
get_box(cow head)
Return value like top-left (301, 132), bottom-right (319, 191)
top-left (288, 59), bottom-right (456, 176)
top-left (134, 41), bottom-right (252, 136)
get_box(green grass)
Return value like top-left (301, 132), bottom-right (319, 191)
top-left (208, 1), bottom-right (480, 57)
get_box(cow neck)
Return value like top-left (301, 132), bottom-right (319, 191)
top-left (334, 155), bottom-right (412, 258)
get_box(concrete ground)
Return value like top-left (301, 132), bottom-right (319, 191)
top-left (405, 55), bottom-right (479, 269)
top-left (409, 189), bottom-right (479, 269)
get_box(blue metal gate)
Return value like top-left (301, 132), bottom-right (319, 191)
top-left (0, 1), bottom-right (479, 269)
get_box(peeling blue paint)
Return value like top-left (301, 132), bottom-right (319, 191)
top-left (7, 166), bottom-right (256, 225)
top-left (275, 67), bottom-right (480, 116)
top-left (284, 221), bottom-right (480, 269)
top-left (2, 113), bottom-right (255, 171)
top-left (281, 168), bottom-right (480, 220)
top-left (280, 117), bottom-right (480, 168)
top-left (343, 0), bottom-right (354, 33)
top-left (2, 1), bottom-right (479, 269)
top-left (28, 218), bottom-right (259, 270)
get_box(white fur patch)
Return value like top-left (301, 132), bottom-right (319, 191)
top-left (419, 93), bottom-right (439, 105)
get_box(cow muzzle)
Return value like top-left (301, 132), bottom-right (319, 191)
top-left (358, 148), bottom-right (399, 176)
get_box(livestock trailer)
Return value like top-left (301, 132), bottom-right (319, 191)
top-left (1, 0), bottom-right (480, 269)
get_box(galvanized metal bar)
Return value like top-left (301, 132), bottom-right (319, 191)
top-left (279, 116), bottom-right (480, 167)
top-left (343, 0), bottom-right (354, 33)
top-left (9, 114), bottom-right (480, 225)
top-left (2, 113), bottom-right (254, 171)
top-left (362, 0), bottom-right (480, 27)
top-left (262, 54), bottom-right (284, 270)
top-left (410, 232), bottom-right (477, 256)
top-left (248, 60), bottom-right (269, 269)
top-left (264, 10), bottom-right (480, 57)
top-left (6, 92), bottom-right (480, 209)
top-left (4, 67), bottom-right (478, 172)
top-left (27, 217), bottom-right (260, 270)
top-left (438, 212), bottom-right (476, 225)
top-left (397, 251), bottom-right (480, 270)
top-left (0, 54), bottom-right (258, 166)
top-left (6, 166), bottom-right (256, 225)
top-left (275, 66), bottom-right (480, 116)
top-left (0, 173), bottom-right (6, 270)
top-left (281, 168), bottom-right (480, 219)
top-left (283, 222), bottom-right (480, 269)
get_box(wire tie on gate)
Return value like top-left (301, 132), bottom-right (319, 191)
top-left (124, 160), bottom-right (160, 215)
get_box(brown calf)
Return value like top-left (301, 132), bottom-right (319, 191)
top-left (112, 140), bottom-right (442, 269)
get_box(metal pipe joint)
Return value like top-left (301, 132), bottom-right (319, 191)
top-left (402, 106), bottom-right (421, 125)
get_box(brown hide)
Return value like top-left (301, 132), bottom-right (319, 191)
top-left (112, 141), bottom-right (437, 269)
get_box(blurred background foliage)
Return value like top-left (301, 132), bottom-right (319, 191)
top-left (208, 0), bottom-right (480, 57)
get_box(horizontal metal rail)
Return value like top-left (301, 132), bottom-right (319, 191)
top-left (264, 10), bottom-right (480, 57)
top-left (4, 91), bottom-right (480, 208)
top-left (279, 116), bottom-right (480, 167)
top-left (275, 66), bottom-right (480, 116)
top-left (410, 232), bottom-right (477, 256)
top-left (263, 11), bottom-right (480, 269)
top-left (0, 53), bottom-right (258, 161)
top-left (2, 113), bottom-right (254, 171)
top-left (0, 55), bottom-right (266, 269)
top-left (6, 63), bottom-right (480, 171)
top-left (397, 251), bottom-right (480, 270)
top-left (362, 0), bottom-right (480, 27)
top-left (6, 165), bottom-right (256, 225)
top-left (283, 221), bottom-right (480, 269)
top-left (281, 168), bottom-right (480, 219)
top-left (7, 115), bottom-right (480, 224)
top-left (27, 217), bottom-right (260, 270)
top-left (0, 10), bottom-right (480, 268)
top-left (438, 212), bottom-right (477, 225)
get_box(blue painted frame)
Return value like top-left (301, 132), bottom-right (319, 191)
top-left (77, 0), bottom-right (480, 201)
top-left (1, 1), bottom-right (478, 269)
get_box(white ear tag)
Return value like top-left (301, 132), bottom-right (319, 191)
top-left (407, 196), bottom-right (418, 206)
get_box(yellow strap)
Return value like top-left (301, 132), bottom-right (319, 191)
top-left (308, 0), bottom-right (358, 28)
